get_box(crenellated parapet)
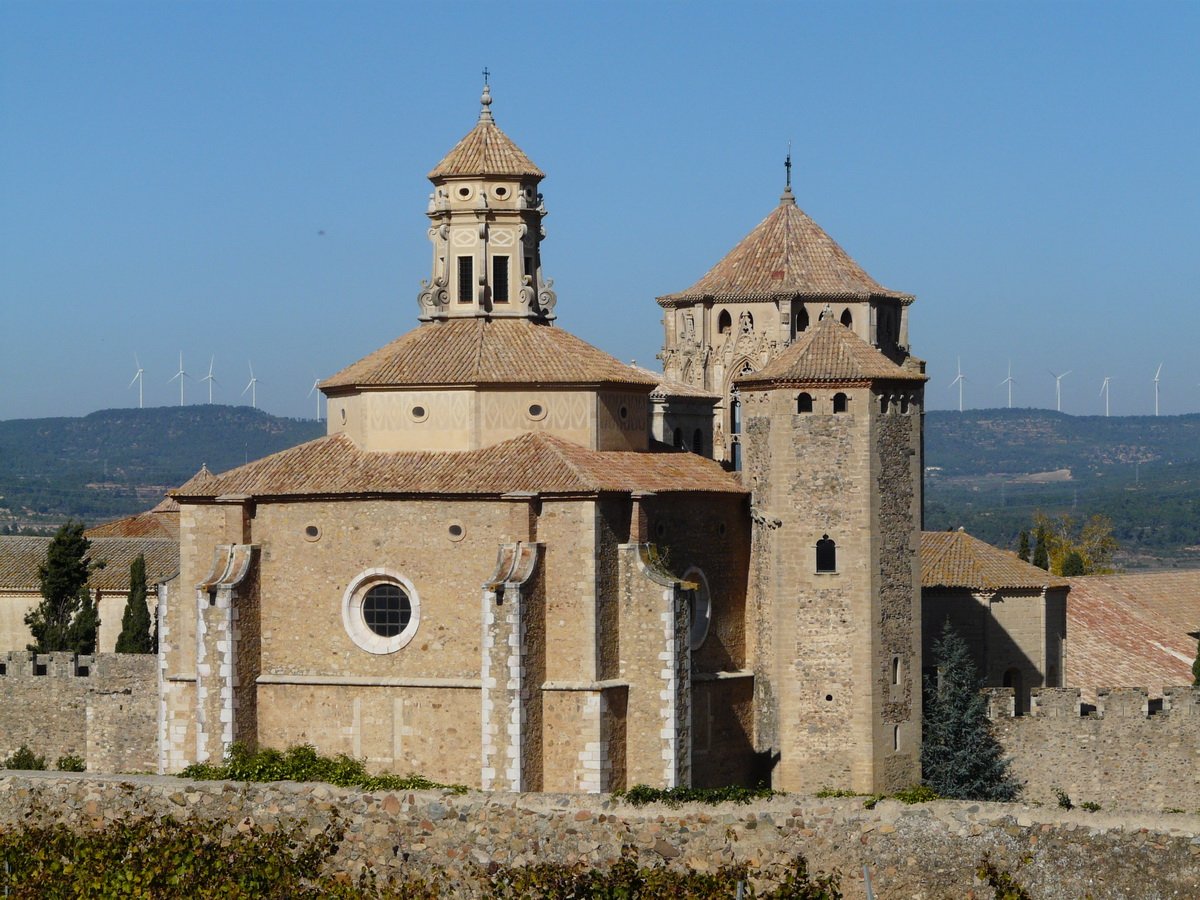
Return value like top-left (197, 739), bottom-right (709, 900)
top-left (985, 686), bottom-right (1200, 720)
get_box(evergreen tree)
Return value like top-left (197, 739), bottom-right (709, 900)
top-left (24, 521), bottom-right (102, 653)
top-left (1061, 551), bottom-right (1086, 577)
top-left (922, 620), bottom-right (1019, 801)
top-left (1192, 639), bottom-right (1200, 687)
top-left (1017, 531), bottom-right (1031, 562)
top-left (1032, 527), bottom-right (1050, 571)
top-left (115, 553), bottom-right (153, 653)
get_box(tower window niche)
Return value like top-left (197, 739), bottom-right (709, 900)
top-left (492, 256), bottom-right (510, 302)
top-left (717, 309), bottom-right (732, 334)
top-left (457, 256), bottom-right (474, 303)
top-left (832, 392), bottom-right (849, 414)
top-left (815, 535), bottom-right (837, 573)
top-left (795, 306), bottom-right (810, 334)
top-left (796, 392), bottom-right (813, 414)
top-left (840, 309), bottom-right (853, 328)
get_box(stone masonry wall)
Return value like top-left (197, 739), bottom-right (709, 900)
top-left (2, 773), bottom-right (1199, 899)
top-left (0, 652), bottom-right (156, 772)
top-left (987, 686), bottom-right (1200, 810)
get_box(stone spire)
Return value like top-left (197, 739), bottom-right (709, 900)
top-left (418, 84), bottom-right (556, 322)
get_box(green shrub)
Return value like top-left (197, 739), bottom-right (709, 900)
top-left (892, 784), bottom-right (939, 804)
top-left (977, 853), bottom-right (1033, 900)
top-left (2, 746), bottom-right (46, 771)
top-left (1080, 801), bottom-right (1101, 812)
top-left (814, 788), bottom-right (861, 799)
top-left (613, 783), bottom-right (778, 808)
top-left (861, 794), bottom-right (886, 810)
top-left (54, 754), bottom-right (85, 772)
top-left (178, 742), bottom-right (468, 794)
top-left (1053, 787), bottom-right (1073, 810)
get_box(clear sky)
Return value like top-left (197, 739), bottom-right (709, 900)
top-left (2, 1), bottom-right (1197, 421)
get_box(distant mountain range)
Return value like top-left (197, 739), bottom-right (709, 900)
top-left (2, 406), bottom-right (1196, 569)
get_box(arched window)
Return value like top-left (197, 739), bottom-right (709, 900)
top-left (815, 535), bottom-right (836, 573)
top-left (891, 656), bottom-right (901, 685)
top-left (796, 392), bottom-right (813, 414)
top-left (692, 429), bottom-right (704, 455)
top-left (717, 310), bottom-right (732, 334)
top-left (730, 394), bottom-right (741, 434)
top-left (833, 392), bottom-right (848, 414)
top-left (840, 309), bottom-right (853, 328)
top-left (795, 307), bottom-right (810, 334)
top-left (672, 427), bottom-right (684, 449)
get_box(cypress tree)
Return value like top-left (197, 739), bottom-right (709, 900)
top-left (1061, 551), bottom-right (1086, 577)
top-left (1192, 639), bottom-right (1200, 687)
top-left (922, 620), bottom-right (1019, 801)
top-left (1032, 527), bottom-right (1050, 571)
top-left (1017, 531), bottom-right (1031, 562)
top-left (25, 520), bottom-right (101, 653)
top-left (115, 553), bottom-right (154, 653)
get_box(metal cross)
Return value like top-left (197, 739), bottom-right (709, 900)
top-left (785, 142), bottom-right (792, 189)
top-left (482, 67), bottom-right (490, 86)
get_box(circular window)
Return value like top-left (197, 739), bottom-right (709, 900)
top-left (684, 566), bottom-right (711, 651)
top-left (527, 402), bottom-right (547, 421)
top-left (410, 405), bottom-right (429, 423)
top-left (342, 569), bottom-right (421, 654)
top-left (456, 185), bottom-right (474, 200)
top-left (303, 524), bottom-right (320, 542)
top-left (447, 522), bottom-right (466, 542)
top-left (493, 186), bottom-right (509, 199)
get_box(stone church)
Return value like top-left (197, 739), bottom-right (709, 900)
top-left (161, 85), bottom-right (926, 795)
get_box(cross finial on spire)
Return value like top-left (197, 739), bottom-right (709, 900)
top-left (785, 141), bottom-right (792, 189)
top-left (479, 70), bottom-right (494, 123)
top-left (482, 66), bottom-right (490, 86)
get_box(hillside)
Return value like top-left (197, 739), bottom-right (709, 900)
top-left (0, 406), bottom-right (323, 531)
top-left (924, 409), bottom-right (1200, 568)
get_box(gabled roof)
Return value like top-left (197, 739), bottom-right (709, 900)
top-left (657, 188), bottom-right (912, 306)
top-left (628, 365), bottom-right (720, 402)
top-left (171, 431), bottom-right (745, 500)
top-left (0, 536), bottom-right (179, 592)
top-left (736, 313), bottom-right (926, 388)
top-left (86, 496), bottom-right (180, 540)
top-left (428, 87), bottom-right (544, 180)
top-left (921, 529), bottom-right (1069, 592)
top-left (1066, 571), bottom-right (1200, 700)
top-left (321, 319), bottom-right (657, 391)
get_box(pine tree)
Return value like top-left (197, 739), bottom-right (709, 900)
top-left (1061, 551), bottom-right (1086, 577)
top-left (922, 620), bottom-right (1019, 801)
top-left (1017, 531), bottom-right (1031, 562)
top-left (115, 553), bottom-right (154, 653)
top-left (1032, 527), bottom-right (1050, 571)
top-left (25, 521), bottom-right (102, 654)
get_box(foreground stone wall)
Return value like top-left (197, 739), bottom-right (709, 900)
top-left (987, 686), bottom-right (1200, 810)
top-left (0, 652), bottom-right (156, 772)
top-left (1, 773), bottom-right (1198, 899)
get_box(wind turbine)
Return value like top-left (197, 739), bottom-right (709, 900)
top-left (128, 354), bottom-right (144, 409)
top-left (242, 362), bottom-right (259, 410)
top-left (1049, 369), bottom-right (1071, 413)
top-left (1154, 363), bottom-right (1163, 416)
top-left (168, 352), bottom-right (189, 407)
top-left (201, 356), bottom-right (219, 404)
top-left (307, 375), bottom-right (323, 421)
top-left (1100, 376), bottom-right (1111, 417)
top-left (1000, 360), bottom-right (1015, 409)
top-left (949, 357), bottom-right (966, 413)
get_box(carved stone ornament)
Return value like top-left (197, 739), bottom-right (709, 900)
top-left (417, 274), bottom-right (449, 317)
top-left (519, 274), bottom-right (536, 307)
top-left (537, 277), bottom-right (557, 318)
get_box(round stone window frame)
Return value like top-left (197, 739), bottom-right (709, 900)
top-left (683, 566), bottom-right (712, 651)
top-left (342, 568), bottom-right (421, 655)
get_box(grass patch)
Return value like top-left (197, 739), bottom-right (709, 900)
top-left (613, 783), bottom-right (778, 808)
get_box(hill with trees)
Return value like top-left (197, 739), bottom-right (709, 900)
top-left (0, 406), bottom-right (322, 532)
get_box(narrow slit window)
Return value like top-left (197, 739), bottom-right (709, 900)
top-left (816, 534), bottom-right (836, 573)
top-left (457, 256), bottom-right (473, 303)
top-left (492, 256), bottom-right (510, 302)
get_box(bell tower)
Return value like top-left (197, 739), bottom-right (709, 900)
top-left (418, 81), bottom-right (558, 322)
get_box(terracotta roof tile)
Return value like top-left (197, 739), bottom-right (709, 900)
top-left (172, 431), bottom-right (746, 500)
top-left (428, 97), bottom-right (543, 180)
top-left (86, 499), bottom-right (180, 540)
top-left (628, 365), bottom-right (720, 401)
top-left (1066, 571), bottom-right (1200, 700)
top-left (0, 536), bottom-right (179, 592)
top-left (658, 189), bottom-right (912, 305)
top-left (921, 529), bottom-right (1069, 591)
top-left (321, 319), bottom-right (658, 391)
top-left (738, 313), bottom-right (926, 387)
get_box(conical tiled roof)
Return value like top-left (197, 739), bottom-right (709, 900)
top-left (428, 86), bottom-right (544, 180)
top-left (921, 529), bottom-right (1069, 591)
top-left (736, 312), bottom-right (925, 387)
top-left (657, 189), bottom-right (911, 305)
top-left (321, 318), bottom-right (656, 391)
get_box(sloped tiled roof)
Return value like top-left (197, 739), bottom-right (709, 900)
top-left (737, 313), bottom-right (926, 387)
top-left (1066, 571), bottom-right (1200, 700)
top-left (172, 431), bottom-right (745, 500)
top-left (658, 189), bottom-right (912, 305)
top-left (628, 365), bottom-right (720, 402)
top-left (321, 319), bottom-right (657, 391)
top-left (921, 529), bottom-right (1069, 591)
top-left (0, 536), bottom-right (179, 592)
top-left (428, 88), bottom-right (543, 180)
top-left (86, 496), bottom-right (179, 540)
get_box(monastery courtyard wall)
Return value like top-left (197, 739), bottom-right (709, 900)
top-left (2, 772), bottom-right (1199, 899)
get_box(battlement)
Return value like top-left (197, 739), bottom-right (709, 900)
top-left (0, 651), bottom-right (152, 681)
top-left (984, 686), bottom-right (1200, 720)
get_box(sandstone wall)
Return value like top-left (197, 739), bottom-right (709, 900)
top-left (0, 652), bottom-right (156, 772)
top-left (2, 773), bottom-right (1199, 899)
top-left (987, 686), bottom-right (1200, 810)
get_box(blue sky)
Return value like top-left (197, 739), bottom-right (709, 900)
top-left (2, 1), bottom-right (1197, 420)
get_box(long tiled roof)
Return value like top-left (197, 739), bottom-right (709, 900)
top-left (921, 529), bottom-right (1069, 591)
top-left (0, 536), bottom-right (179, 592)
top-left (657, 189), bottom-right (912, 305)
top-left (321, 319), bottom-right (657, 391)
top-left (86, 496), bottom-right (180, 540)
top-left (172, 431), bottom-right (745, 500)
top-left (1066, 571), bottom-right (1200, 700)
top-left (737, 313), bottom-right (926, 387)
top-left (428, 90), bottom-right (543, 180)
